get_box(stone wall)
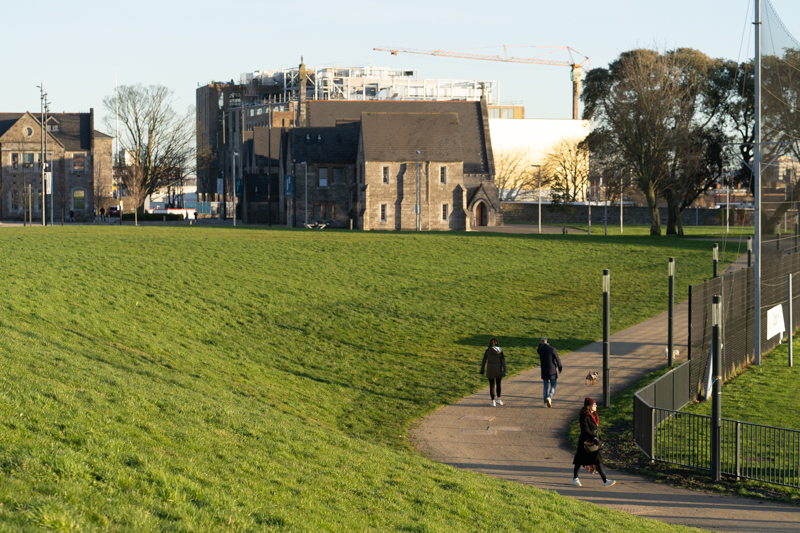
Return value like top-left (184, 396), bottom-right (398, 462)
top-left (500, 202), bottom-right (754, 227)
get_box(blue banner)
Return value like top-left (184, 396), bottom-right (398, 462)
top-left (235, 178), bottom-right (242, 197)
top-left (285, 175), bottom-right (293, 197)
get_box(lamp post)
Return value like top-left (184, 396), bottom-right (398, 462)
top-left (232, 151), bottom-right (238, 227)
top-left (416, 151), bottom-right (421, 232)
top-left (303, 161), bottom-right (308, 226)
top-left (668, 257), bottom-right (675, 366)
top-left (603, 269), bottom-right (611, 407)
top-left (532, 164), bottom-right (541, 233)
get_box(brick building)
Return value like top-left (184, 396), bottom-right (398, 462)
top-left (0, 109), bottom-right (112, 221)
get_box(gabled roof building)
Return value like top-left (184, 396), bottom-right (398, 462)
top-left (0, 109), bottom-right (112, 221)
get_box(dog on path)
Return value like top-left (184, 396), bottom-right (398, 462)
top-left (585, 372), bottom-right (598, 386)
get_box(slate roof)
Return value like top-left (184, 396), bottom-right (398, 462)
top-left (290, 124), bottom-right (360, 164)
top-left (306, 100), bottom-right (489, 173)
top-left (360, 112), bottom-right (462, 163)
top-left (0, 112), bottom-right (107, 151)
top-left (253, 127), bottom-right (283, 168)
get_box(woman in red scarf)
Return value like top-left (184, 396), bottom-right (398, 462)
top-left (572, 397), bottom-right (616, 487)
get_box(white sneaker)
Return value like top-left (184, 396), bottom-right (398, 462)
top-left (572, 478), bottom-right (581, 487)
top-left (603, 479), bottom-right (616, 488)
top-left (546, 398), bottom-right (552, 408)
top-left (491, 400), bottom-right (496, 407)
top-left (496, 398), bottom-right (504, 405)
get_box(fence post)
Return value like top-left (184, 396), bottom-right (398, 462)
top-left (712, 294), bottom-right (722, 482)
top-left (790, 274), bottom-right (794, 368)
top-left (603, 269), bottom-right (611, 407)
top-left (669, 258), bottom-right (675, 366)
top-left (735, 422), bottom-right (741, 481)
top-left (748, 236), bottom-right (753, 268)
top-left (650, 407), bottom-right (656, 463)
top-left (713, 244), bottom-right (719, 278)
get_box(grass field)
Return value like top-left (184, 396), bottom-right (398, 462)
top-left (0, 226), bottom-right (725, 531)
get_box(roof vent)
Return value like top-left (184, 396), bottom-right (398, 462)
top-left (306, 134), bottom-right (311, 142)
top-left (317, 134), bottom-right (322, 143)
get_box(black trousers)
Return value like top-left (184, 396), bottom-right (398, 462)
top-left (573, 462), bottom-right (608, 483)
top-left (488, 378), bottom-right (502, 399)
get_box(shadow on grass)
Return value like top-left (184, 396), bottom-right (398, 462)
top-left (457, 335), bottom-right (595, 353)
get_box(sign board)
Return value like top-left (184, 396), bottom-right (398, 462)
top-left (44, 172), bottom-right (52, 194)
top-left (767, 304), bottom-right (786, 341)
top-left (217, 178), bottom-right (224, 196)
top-left (235, 178), bottom-right (242, 197)
top-left (285, 175), bottom-right (293, 197)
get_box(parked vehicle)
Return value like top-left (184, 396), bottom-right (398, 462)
top-left (107, 206), bottom-right (120, 217)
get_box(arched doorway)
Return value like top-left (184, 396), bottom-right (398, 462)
top-left (475, 202), bottom-right (488, 226)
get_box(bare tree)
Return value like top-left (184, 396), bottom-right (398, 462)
top-left (542, 136), bottom-right (590, 205)
top-left (102, 85), bottom-right (195, 212)
top-left (493, 147), bottom-right (538, 201)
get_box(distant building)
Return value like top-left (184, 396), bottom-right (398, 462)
top-left (0, 109), bottom-right (112, 221)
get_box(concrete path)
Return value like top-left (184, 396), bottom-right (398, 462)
top-left (411, 253), bottom-right (800, 532)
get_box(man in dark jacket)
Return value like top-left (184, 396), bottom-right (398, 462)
top-left (538, 337), bottom-right (562, 408)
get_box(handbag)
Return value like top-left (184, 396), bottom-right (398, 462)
top-left (583, 438), bottom-right (602, 453)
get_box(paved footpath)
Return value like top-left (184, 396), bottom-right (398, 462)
top-left (411, 254), bottom-right (800, 532)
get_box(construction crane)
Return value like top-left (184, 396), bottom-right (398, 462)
top-left (373, 46), bottom-right (590, 120)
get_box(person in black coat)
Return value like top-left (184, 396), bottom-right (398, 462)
top-left (572, 397), bottom-right (615, 487)
top-left (538, 337), bottom-right (562, 408)
top-left (480, 337), bottom-right (507, 407)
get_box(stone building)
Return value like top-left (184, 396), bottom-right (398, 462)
top-left (281, 96), bottom-right (502, 230)
top-left (0, 110), bottom-right (112, 221)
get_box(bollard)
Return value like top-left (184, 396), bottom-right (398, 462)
top-left (713, 244), bottom-right (719, 278)
top-left (603, 269), bottom-right (611, 407)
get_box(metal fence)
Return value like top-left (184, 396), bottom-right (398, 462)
top-left (689, 239), bottom-right (800, 398)
top-left (640, 406), bottom-right (800, 488)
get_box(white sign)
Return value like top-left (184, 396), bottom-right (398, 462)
top-left (767, 304), bottom-right (786, 341)
top-left (44, 172), bottom-right (52, 194)
top-left (217, 178), bottom-right (224, 196)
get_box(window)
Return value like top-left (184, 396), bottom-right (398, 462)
top-left (442, 204), bottom-right (449, 221)
top-left (503, 108), bottom-right (514, 119)
top-left (440, 167), bottom-right (447, 184)
top-left (333, 168), bottom-right (344, 184)
top-left (11, 153), bottom-right (18, 169)
top-left (382, 166), bottom-right (389, 184)
top-left (73, 189), bottom-right (85, 210)
top-left (319, 168), bottom-right (328, 187)
top-left (11, 190), bottom-right (21, 210)
top-left (380, 204), bottom-right (387, 222)
top-left (313, 205), bottom-right (321, 220)
top-left (73, 154), bottom-right (85, 171)
top-left (249, 109), bottom-right (254, 117)
top-left (257, 108), bottom-right (263, 115)
top-left (489, 109), bottom-right (500, 119)
top-left (23, 153), bottom-right (34, 169)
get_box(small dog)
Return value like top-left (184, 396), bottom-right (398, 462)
top-left (585, 372), bottom-right (598, 386)
top-left (663, 348), bottom-right (680, 359)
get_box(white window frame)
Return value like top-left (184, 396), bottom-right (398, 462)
top-left (442, 203), bottom-right (449, 221)
top-left (380, 203), bottom-right (387, 222)
top-left (382, 166), bottom-right (389, 184)
top-left (440, 166), bottom-right (447, 184)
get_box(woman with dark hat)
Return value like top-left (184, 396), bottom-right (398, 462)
top-left (480, 338), bottom-right (507, 407)
top-left (572, 397), bottom-right (615, 487)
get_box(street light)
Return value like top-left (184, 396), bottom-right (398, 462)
top-left (303, 161), bottom-right (308, 226)
top-left (232, 151), bottom-right (239, 227)
top-left (532, 164), bottom-right (541, 234)
top-left (416, 151), bottom-right (421, 232)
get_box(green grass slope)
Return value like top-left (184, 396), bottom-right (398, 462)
top-left (0, 227), bottom-right (719, 531)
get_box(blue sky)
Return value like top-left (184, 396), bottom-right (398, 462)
top-left (2, 0), bottom-right (798, 128)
